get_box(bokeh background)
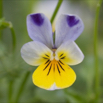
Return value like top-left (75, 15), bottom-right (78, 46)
top-left (0, 0), bottom-right (103, 102)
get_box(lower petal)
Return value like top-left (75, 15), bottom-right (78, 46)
top-left (32, 59), bottom-right (76, 90)
top-left (54, 61), bottom-right (76, 89)
top-left (32, 60), bottom-right (55, 90)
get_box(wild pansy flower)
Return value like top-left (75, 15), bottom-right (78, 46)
top-left (21, 13), bottom-right (84, 90)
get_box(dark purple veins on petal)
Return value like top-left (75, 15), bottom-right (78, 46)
top-left (30, 14), bottom-right (44, 26)
top-left (67, 16), bottom-right (79, 27)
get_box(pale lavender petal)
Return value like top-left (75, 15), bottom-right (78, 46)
top-left (27, 13), bottom-right (53, 49)
top-left (21, 41), bottom-right (53, 66)
top-left (55, 14), bottom-right (84, 48)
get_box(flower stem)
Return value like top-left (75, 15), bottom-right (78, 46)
top-left (8, 81), bottom-right (14, 103)
top-left (50, 0), bottom-right (63, 24)
top-left (15, 71), bottom-right (30, 103)
top-left (0, 0), bottom-right (2, 18)
top-left (9, 23), bottom-right (16, 52)
top-left (0, 0), bottom-right (3, 40)
top-left (94, 0), bottom-right (102, 101)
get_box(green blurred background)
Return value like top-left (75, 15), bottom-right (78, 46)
top-left (0, 0), bottom-right (103, 102)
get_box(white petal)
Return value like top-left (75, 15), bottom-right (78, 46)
top-left (21, 41), bottom-right (53, 66)
top-left (27, 13), bottom-right (53, 49)
top-left (55, 41), bottom-right (84, 65)
top-left (55, 14), bottom-right (84, 48)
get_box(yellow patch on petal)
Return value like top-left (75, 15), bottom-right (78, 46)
top-left (32, 59), bottom-right (76, 90)
top-left (34, 52), bottom-right (52, 65)
top-left (57, 50), bottom-right (76, 64)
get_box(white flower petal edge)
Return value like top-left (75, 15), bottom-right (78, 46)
top-left (55, 41), bottom-right (84, 65)
top-left (47, 83), bottom-right (60, 91)
top-left (55, 14), bottom-right (84, 48)
top-left (27, 13), bottom-right (53, 49)
top-left (21, 41), bottom-right (53, 66)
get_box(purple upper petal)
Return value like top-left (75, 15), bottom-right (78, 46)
top-left (67, 16), bottom-right (79, 27)
top-left (27, 13), bottom-right (53, 49)
top-left (31, 14), bottom-right (44, 26)
top-left (55, 14), bottom-right (84, 48)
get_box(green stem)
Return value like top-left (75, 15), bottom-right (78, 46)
top-left (9, 24), bottom-right (16, 52)
top-left (15, 71), bottom-right (30, 103)
top-left (0, 0), bottom-right (2, 18)
top-left (0, 0), bottom-right (3, 40)
top-left (8, 81), bottom-right (14, 103)
top-left (50, 0), bottom-right (63, 24)
top-left (94, 0), bottom-right (102, 101)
